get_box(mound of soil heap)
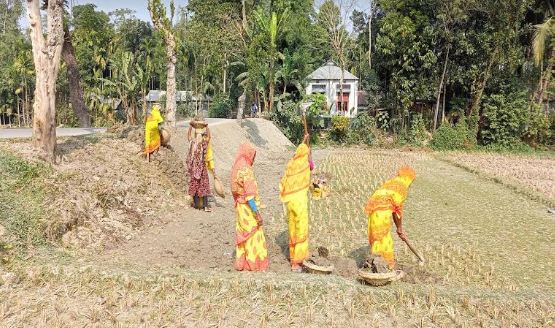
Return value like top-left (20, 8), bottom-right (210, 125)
top-left (362, 254), bottom-right (390, 273)
top-left (305, 246), bottom-right (333, 267)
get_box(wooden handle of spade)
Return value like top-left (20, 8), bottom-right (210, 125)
top-left (403, 238), bottom-right (425, 263)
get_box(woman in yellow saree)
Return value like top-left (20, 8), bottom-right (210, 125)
top-left (365, 166), bottom-right (416, 269)
top-left (231, 143), bottom-right (269, 272)
top-left (279, 135), bottom-right (314, 271)
top-left (144, 104), bottom-right (164, 162)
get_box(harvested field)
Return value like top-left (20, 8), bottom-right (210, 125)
top-left (440, 152), bottom-right (555, 205)
top-left (1, 120), bottom-right (554, 327)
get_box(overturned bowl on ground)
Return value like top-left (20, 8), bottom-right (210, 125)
top-left (358, 269), bottom-right (405, 286)
top-left (303, 260), bottom-right (334, 274)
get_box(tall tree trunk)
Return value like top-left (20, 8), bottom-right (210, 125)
top-left (433, 46), bottom-right (450, 131)
top-left (62, 24), bottom-right (90, 127)
top-left (534, 46), bottom-right (555, 107)
top-left (148, 0), bottom-right (177, 127)
top-left (165, 38), bottom-right (177, 125)
top-left (241, 0), bottom-right (247, 30)
top-left (468, 49), bottom-right (498, 118)
top-left (268, 59), bottom-right (275, 113)
top-left (368, 1), bottom-right (373, 69)
top-left (222, 53), bottom-right (227, 95)
top-left (26, 0), bottom-right (65, 162)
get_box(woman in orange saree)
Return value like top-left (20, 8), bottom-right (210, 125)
top-left (230, 143), bottom-right (269, 271)
top-left (365, 167), bottom-right (416, 269)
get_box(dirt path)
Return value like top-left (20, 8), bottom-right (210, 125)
top-left (99, 119), bottom-right (296, 273)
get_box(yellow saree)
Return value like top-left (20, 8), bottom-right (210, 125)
top-left (365, 167), bottom-right (416, 268)
top-left (231, 143), bottom-right (269, 272)
top-left (144, 106), bottom-right (164, 154)
top-left (279, 143), bottom-right (311, 268)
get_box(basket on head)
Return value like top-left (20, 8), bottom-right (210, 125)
top-left (160, 128), bottom-right (171, 146)
top-left (190, 119), bottom-right (208, 129)
top-left (357, 269), bottom-right (405, 286)
top-left (214, 175), bottom-right (225, 198)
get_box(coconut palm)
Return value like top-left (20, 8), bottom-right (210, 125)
top-left (532, 17), bottom-right (555, 106)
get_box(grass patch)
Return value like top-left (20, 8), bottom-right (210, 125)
top-left (0, 150), bottom-right (49, 249)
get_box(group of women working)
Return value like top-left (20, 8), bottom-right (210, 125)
top-left (143, 104), bottom-right (417, 273)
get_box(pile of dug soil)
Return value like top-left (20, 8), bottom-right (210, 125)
top-left (362, 254), bottom-right (390, 273)
top-left (305, 247), bottom-right (333, 267)
top-left (110, 125), bottom-right (187, 192)
top-left (15, 135), bottom-right (192, 250)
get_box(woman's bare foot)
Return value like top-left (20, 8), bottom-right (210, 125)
top-left (204, 207), bottom-right (212, 212)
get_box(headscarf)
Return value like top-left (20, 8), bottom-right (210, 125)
top-left (147, 105), bottom-right (164, 124)
top-left (279, 143), bottom-right (311, 203)
top-left (231, 143), bottom-right (258, 203)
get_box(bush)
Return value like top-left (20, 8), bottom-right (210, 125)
top-left (209, 96), bottom-right (233, 118)
top-left (431, 120), bottom-right (475, 150)
top-left (177, 103), bottom-right (195, 118)
top-left (408, 113), bottom-right (429, 146)
top-left (478, 91), bottom-right (551, 148)
top-left (56, 104), bottom-right (80, 127)
top-left (330, 116), bottom-right (350, 143)
top-left (270, 100), bottom-right (304, 144)
top-left (348, 112), bottom-right (379, 145)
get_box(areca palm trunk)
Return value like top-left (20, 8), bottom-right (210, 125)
top-left (535, 46), bottom-right (555, 106)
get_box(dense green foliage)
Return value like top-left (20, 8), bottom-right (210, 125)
top-left (431, 121), bottom-right (474, 150)
top-left (0, 0), bottom-right (554, 149)
top-left (0, 151), bottom-right (48, 248)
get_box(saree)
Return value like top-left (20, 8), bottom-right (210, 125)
top-left (231, 143), bottom-right (269, 271)
top-left (187, 137), bottom-right (210, 197)
top-left (279, 143), bottom-right (311, 267)
top-left (365, 166), bottom-right (416, 268)
top-left (144, 106), bottom-right (164, 154)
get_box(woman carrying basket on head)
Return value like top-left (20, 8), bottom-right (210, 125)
top-left (187, 118), bottom-right (215, 212)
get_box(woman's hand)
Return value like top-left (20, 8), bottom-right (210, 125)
top-left (303, 133), bottom-right (309, 144)
top-left (256, 212), bottom-right (263, 226)
top-left (397, 228), bottom-right (407, 242)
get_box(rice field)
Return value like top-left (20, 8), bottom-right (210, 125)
top-left (309, 149), bottom-right (555, 291)
top-left (2, 148), bottom-right (554, 327)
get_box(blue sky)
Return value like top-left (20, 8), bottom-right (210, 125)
top-left (70, 0), bottom-right (371, 21)
top-left (20, 0), bottom-right (371, 29)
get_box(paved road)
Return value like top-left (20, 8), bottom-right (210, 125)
top-left (0, 118), bottom-right (231, 139)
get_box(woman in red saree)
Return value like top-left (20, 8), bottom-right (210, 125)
top-left (230, 143), bottom-right (269, 272)
top-left (187, 121), bottom-right (212, 212)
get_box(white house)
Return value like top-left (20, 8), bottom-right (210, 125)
top-left (305, 61), bottom-right (359, 117)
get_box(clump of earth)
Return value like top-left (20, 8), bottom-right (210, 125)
top-left (305, 246), bottom-right (333, 267)
top-left (361, 254), bottom-right (390, 273)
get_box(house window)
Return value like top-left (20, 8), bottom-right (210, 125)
top-left (336, 92), bottom-right (349, 113)
top-left (311, 84), bottom-right (326, 94)
top-left (335, 84), bottom-right (351, 92)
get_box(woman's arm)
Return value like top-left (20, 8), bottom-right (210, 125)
top-left (393, 212), bottom-right (407, 241)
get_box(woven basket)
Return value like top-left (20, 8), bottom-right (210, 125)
top-left (160, 128), bottom-right (171, 146)
top-left (303, 260), bottom-right (334, 274)
top-left (358, 269), bottom-right (405, 286)
top-left (214, 176), bottom-right (225, 198)
top-left (190, 120), bottom-right (208, 129)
